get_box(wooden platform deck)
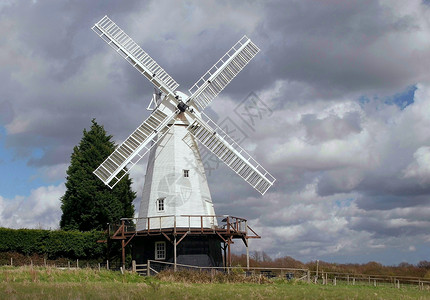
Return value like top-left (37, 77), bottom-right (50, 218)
top-left (107, 215), bottom-right (260, 268)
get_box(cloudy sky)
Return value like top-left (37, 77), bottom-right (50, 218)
top-left (1, 0), bottom-right (430, 265)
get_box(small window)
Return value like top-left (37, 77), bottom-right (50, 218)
top-left (157, 198), bottom-right (165, 212)
top-left (155, 241), bottom-right (166, 260)
top-left (183, 169), bottom-right (189, 177)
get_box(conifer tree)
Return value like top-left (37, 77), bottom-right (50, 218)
top-left (60, 119), bottom-right (136, 231)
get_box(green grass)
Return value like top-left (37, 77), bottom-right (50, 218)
top-left (0, 266), bottom-right (429, 299)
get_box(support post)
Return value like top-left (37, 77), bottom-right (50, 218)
top-left (245, 220), bottom-right (249, 271)
top-left (121, 220), bottom-right (125, 270)
top-left (147, 260), bottom-right (151, 276)
top-left (228, 238), bottom-right (232, 270)
top-left (132, 260), bottom-right (136, 272)
top-left (174, 236), bottom-right (177, 272)
top-left (246, 240), bottom-right (250, 271)
top-left (223, 243), bottom-right (227, 271)
top-left (122, 239), bottom-right (125, 270)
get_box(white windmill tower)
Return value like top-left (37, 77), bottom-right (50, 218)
top-left (92, 16), bottom-right (275, 267)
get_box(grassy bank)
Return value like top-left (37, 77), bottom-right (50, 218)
top-left (0, 266), bottom-right (429, 299)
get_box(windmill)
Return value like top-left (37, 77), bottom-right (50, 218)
top-left (92, 16), bottom-right (275, 267)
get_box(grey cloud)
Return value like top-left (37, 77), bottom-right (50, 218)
top-left (0, 101), bottom-right (14, 125)
top-left (301, 112), bottom-right (362, 143)
top-left (355, 194), bottom-right (430, 211)
top-left (349, 215), bottom-right (430, 239)
top-left (2, 0), bottom-right (430, 265)
top-left (255, 0), bottom-right (430, 98)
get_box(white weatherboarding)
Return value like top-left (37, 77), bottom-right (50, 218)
top-left (92, 16), bottom-right (275, 230)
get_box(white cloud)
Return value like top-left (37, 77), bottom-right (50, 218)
top-left (34, 163), bottom-right (68, 182)
top-left (0, 184), bottom-right (65, 229)
top-left (403, 146), bottom-right (430, 184)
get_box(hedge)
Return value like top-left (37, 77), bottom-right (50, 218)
top-left (0, 228), bottom-right (107, 259)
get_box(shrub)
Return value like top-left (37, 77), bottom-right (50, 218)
top-left (0, 228), bottom-right (106, 259)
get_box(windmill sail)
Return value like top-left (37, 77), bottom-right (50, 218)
top-left (92, 16), bottom-right (179, 96)
top-left (187, 114), bottom-right (275, 195)
top-left (94, 107), bottom-right (177, 188)
top-left (188, 36), bottom-right (260, 110)
top-left (92, 16), bottom-right (275, 195)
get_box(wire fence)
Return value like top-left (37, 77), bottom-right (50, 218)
top-left (143, 260), bottom-right (430, 290)
top-left (2, 257), bottom-right (430, 290)
top-left (311, 271), bottom-right (430, 290)
top-left (0, 257), bottom-right (123, 271)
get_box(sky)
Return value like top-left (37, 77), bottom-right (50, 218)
top-left (1, 0), bottom-right (430, 265)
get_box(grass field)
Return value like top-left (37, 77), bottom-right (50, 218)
top-left (1, 266), bottom-right (429, 299)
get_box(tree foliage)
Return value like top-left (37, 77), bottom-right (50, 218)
top-left (60, 119), bottom-right (136, 231)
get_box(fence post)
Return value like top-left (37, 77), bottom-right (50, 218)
top-left (334, 277), bottom-right (336, 286)
top-left (98, 263), bottom-right (101, 271)
top-left (374, 279), bottom-right (376, 287)
top-left (347, 275), bottom-right (350, 285)
top-left (44, 258), bottom-right (47, 267)
top-left (307, 270), bottom-right (310, 283)
top-left (30, 259), bottom-right (33, 268)
top-left (353, 277), bottom-right (355, 285)
top-left (147, 260), bottom-right (151, 276)
top-left (76, 259), bottom-right (79, 268)
top-left (132, 260), bottom-right (136, 273)
top-left (68, 261), bottom-right (70, 269)
top-left (107, 260), bottom-right (109, 270)
top-left (10, 257), bottom-right (12, 266)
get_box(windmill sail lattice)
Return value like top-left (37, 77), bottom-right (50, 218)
top-left (94, 107), bottom-right (177, 188)
top-left (92, 16), bottom-right (179, 96)
top-left (92, 15), bottom-right (275, 195)
top-left (188, 36), bottom-right (260, 110)
top-left (188, 114), bottom-right (275, 195)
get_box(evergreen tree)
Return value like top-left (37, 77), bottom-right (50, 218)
top-left (60, 119), bottom-right (136, 231)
